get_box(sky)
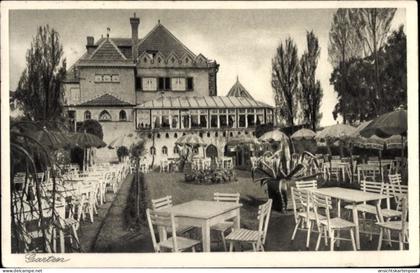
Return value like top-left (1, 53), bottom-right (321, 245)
top-left (9, 8), bottom-right (405, 126)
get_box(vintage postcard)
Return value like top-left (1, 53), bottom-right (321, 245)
top-left (1, 0), bottom-right (418, 268)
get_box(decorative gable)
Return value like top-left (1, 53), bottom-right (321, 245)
top-left (89, 39), bottom-right (127, 62)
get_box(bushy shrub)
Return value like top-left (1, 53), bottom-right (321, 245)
top-left (117, 146), bottom-right (129, 162)
top-left (185, 168), bottom-right (237, 185)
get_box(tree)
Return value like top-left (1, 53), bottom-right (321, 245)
top-left (78, 119), bottom-right (104, 140)
top-left (300, 31), bottom-right (323, 131)
top-left (13, 25), bottom-right (67, 122)
top-left (352, 8), bottom-right (396, 115)
top-left (380, 25), bottom-right (407, 111)
top-left (328, 9), bottom-right (363, 123)
top-left (272, 38), bottom-right (301, 128)
top-left (328, 9), bottom-right (363, 67)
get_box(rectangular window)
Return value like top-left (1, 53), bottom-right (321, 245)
top-left (111, 75), bottom-right (120, 82)
top-left (142, 78), bottom-right (157, 91)
top-left (103, 75), bottom-right (111, 82)
top-left (191, 110), bottom-right (200, 128)
top-left (228, 109), bottom-right (236, 128)
top-left (256, 109), bottom-right (264, 125)
top-left (199, 110), bottom-right (208, 128)
top-left (238, 109), bottom-right (246, 128)
top-left (181, 110), bottom-right (190, 129)
top-left (137, 110), bottom-right (151, 129)
top-left (164, 77), bottom-right (171, 90)
top-left (219, 109), bottom-right (227, 128)
top-left (171, 78), bottom-right (186, 91)
top-left (152, 110), bottom-right (161, 128)
top-left (247, 108), bottom-right (256, 127)
top-left (158, 77), bottom-right (171, 90)
top-left (187, 77), bottom-right (194, 91)
top-left (266, 109), bottom-right (273, 124)
top-left (210, 109), bottom-right (218, 128)
top-left (94, 75), bottom-right (102, 82)
top-left (162, 110), bottom-right (170, 128)
top-left (170, 110), bottom-right (179, 129)
top-left (135, 77), bottom-right (142, 90)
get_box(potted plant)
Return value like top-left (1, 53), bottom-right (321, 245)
top-left (251, 142), bottom-right (321, 212)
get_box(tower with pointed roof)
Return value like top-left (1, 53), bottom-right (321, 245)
top-left (226, 76), bottom-right (254, 99)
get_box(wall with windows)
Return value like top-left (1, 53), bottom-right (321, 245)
top-left (135, 68), bottom-right (210, 104)
top-left (137, 128), bottom-right (258, 168)
top-left (79, 67), bottom-right (135, 104)
top-left (136, 108), bottom-right (273, 130)
top-left (72, 107), bottom-right (134, 123)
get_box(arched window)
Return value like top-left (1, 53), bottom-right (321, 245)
top-left (173, 146), bottom-right (179, 154)
top-left (99, 110), bottom-right (111, 121)
top-left (193, 147), bottom-right (199, 155)
top-left (84, 110), bottom-right (91, 120)
top-left (119, 110), bottom-right (127, 121)
top-left (174, 133), bottom-right (178, 138)
top-left (165, 133), bottom-right (169, 139)
top-left (162, 146), bottom-right (168, 155)
top-left (150, 146), bottom-right (156, 155)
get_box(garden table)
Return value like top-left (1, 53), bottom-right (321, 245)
top-left (312, 187), bottom-right (389, 250)
top-left (159, 200), bottom-right (242, 252)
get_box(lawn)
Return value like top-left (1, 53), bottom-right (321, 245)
top-left (145, 170), bottom-right (268, 230)
top-left (143, 170), bottom-right (401, 252)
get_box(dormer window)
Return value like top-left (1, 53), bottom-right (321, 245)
top-left (171, 57), bottom-right (175, 63)
top-left (185, 57), bottom-right (189, 63)
top-left (143, 57), bottom-right (147, 63)
top-left (157, 57), bottom-right (161, 63)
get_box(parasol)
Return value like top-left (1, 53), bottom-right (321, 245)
top-left (360, 109), bottom-right (407, 157)
top-left (108, 133), bottom-right (143, 149)
top-left (70, 132), bottom-right (106, 148)
top-left (259, 129), bottom-right (289, 143)
top-left (291, 128), bottom-right (316, 140)
top-left (315, 123), bottom-right (356, 141)
top-left (31, 129), bottom-right (73, 150)
top-left (175, 134), bottom-right (207, 146)
top-left (227, 135), bottom-right (261, 146)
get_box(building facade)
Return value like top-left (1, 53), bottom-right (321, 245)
top-left (64, 14), bottom-right (274, 165)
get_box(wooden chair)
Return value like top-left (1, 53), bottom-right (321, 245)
top-left (295, 180), bottom-right (317, 190)
top-left (312, 192), bottom-right (357, 251)
top-left (377, 196), bottom-right (409, 250)
top-left (388, 174), bottom-right (408, 211)
top-left (151, 196), bottom-right (194, 235)
top-left (226, 199), bottom-right (272, 252)
top-left (211, 192), bottom-right (240, 251)
top-left (291, 187), bottom-right (325, 249)
top-left (344, 180), bottom-right (400, 242)
top-left (146, 209), bottom-right (200, 252)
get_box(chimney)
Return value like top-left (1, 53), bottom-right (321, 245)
top-left (130, 13), bottom-right (140, 61)
top-left (86, 36), bottom-right (95, 55)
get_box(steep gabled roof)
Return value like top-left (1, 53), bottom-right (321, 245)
top-left (227, 77), bottom-right (254, 99)
top-left (137, 23), bottom-right (197, 58)
top-left (89, 38), bottom-right (128, 62)
top-left (79, 93), bottom-right (134, 106)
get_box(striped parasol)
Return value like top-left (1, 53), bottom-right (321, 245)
top-left (259, 129), bottom-right (289, 143)
top-left (291, 128), bottom-right (316, 140)
top-left (352, 121), bottom-right (407, 150)
top-left (175, 134), bottom-right (207, 146)
top-left (108, 133), bottom-right (143, 149)
top-left (70, 132), bottom-right (106, 149)
top-left (315, 123), bottom-right (356, 141)
top-left (227, 135), bottom-right (260, 146)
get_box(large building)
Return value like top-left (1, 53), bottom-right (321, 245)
top-left (63, 14), bottom-right (274, 165)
